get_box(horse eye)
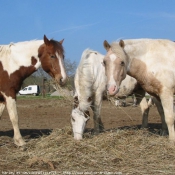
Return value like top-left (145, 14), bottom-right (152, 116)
top-left (71, 117), bottom-right (75, 122)
top-left (103, 60), bottom-right (106, 65)
top-left (51, 55), bottom-right (56, 59)
top-left (121, 61), bottom-right (125, 66)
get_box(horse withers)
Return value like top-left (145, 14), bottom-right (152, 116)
top-left (103, 39), bottom-right (175, 144)
top-left (0, 35), bottom-right (67, 146)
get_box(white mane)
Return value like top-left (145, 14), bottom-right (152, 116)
top-left (74, 49), bottom-right (106, 111)
top-left (0, 45), bottom-right (12, 57)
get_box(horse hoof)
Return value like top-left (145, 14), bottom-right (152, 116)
top-left (14, 138), bottom-right (26, 148)
top-left (19, 145), bottom-right (27, 151)
top-left (160, 129), bottom-right (168, 136)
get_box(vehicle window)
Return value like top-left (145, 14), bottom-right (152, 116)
top-left (28, 87), bottom-right (32, 90)
top-left (23, 88), bottom-right (27, 91)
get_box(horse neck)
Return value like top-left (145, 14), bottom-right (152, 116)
top-left (124, 40), bottom-right (148, 77)
top-left (12, 40), bottom-right (43, 67)
top-left (75, 50), bottom-right (105, 111)
top-left (0, 40), bottom-right (43, 78)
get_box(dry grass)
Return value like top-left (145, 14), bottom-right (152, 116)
top-left (1, 126), bottom-right (175, 174)
top-left (1, 85), bottom-right (175, 174)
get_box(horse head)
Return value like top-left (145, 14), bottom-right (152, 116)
top-left (103, 40), bottom-right (128, 96)
top-left (38, 35), bottom-right (67, 85)
top-left (71, 95), bottom-right (90, 140)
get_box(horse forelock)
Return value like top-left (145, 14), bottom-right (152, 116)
top-left (50, 39), bottom-right (64, 58)
top-left (110, 42), bottom-right (126, 59)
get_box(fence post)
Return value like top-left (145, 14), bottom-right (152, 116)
top-left (42, 77), bottom-right (47, 98)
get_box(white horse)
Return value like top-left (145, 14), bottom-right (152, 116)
top-left (103, 39), bottom-right (174, 143)
top-left (71, 49), bottom-right (106, 140)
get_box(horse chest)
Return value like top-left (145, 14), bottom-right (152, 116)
top-left (129, 59), bottom-right (162, 96)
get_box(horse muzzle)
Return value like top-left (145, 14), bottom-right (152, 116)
top-left (107, 84), bottom-right (119, 96)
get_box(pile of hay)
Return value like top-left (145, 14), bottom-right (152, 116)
top-left (1, 126), bottom-right (175, 174)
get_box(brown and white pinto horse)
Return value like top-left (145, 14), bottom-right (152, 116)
top-left (103, 39), bottom-right (175, 144)
top-left (0, 35), bottom-right (67, 146)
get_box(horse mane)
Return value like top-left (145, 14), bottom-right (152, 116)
top-left (75, 49), bottom-right (104, 111)
top-left (0, 45), bottom-right (11, 58)
top-left (0, 40), bottom-right (43, 58)
top-left (50, 39), bottom-right (64, 58)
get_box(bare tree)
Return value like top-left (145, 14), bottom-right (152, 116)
top-left (21, 58), bottom-right (77, 92)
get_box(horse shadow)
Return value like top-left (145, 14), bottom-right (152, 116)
top-left (0, 129), bottom-right (52, 140)
top-left (0, 123), bottom-right (167, 146)
top-left (85, 123), bottom-right (168, 136)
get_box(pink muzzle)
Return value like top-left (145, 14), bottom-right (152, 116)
top-left (107, 84), bottom-right (119, 96)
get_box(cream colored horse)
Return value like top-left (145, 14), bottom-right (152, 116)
top-left (103, 39), bottom-right (175, 144)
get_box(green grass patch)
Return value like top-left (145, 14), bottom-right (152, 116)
top-left (17, 94), bottom-right (64, 100)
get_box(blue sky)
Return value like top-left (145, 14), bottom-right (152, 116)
top-left (1, 1), bottom-right (175, 64)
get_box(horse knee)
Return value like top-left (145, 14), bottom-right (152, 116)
top-left (165, 115), bottom-right (174, 125)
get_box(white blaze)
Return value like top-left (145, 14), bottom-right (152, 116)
top-left (110, 53), bottom-right (117, 61)
top-left (56, 52), bottom-right (67, 81)
top-left (108, 54), bottom-right (117, 85)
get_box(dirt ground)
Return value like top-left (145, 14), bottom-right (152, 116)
top-left (0, 97), bottom-right (161, 134)
top-left (0, 97), bottom-right (162, 172)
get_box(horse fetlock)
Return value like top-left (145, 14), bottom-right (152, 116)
top-left (14, 137), bottom-right (26, 147)
top-left (160, 129), bottom-right (169, 136)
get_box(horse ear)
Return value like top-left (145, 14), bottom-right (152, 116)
top-left (43, 35), bottom-right (50, 46)
top-left (59, 39), bottom-right (64, 45)
top-left (119, 40), bottom-right (125, 48)
top-left (103, 40), bottom-right (111, 51)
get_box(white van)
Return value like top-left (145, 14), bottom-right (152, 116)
top-left (19, 85), bottom-right (40, 96)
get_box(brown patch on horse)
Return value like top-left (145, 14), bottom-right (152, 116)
top-left (84, 110), bottom-right (90, 118)
top-left (0, 62), bottom-right (36, 100)
top-left (73, 96), bottom-right (79, 109)
top-left (31, 56), bottom-right (37, 66)
top-left (128, 59), bottom-right (162, 97)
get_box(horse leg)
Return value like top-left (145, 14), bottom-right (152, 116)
top-left (134, 90), bottom-right (149, 128)
top-left (160, 91), bottom-right (175, 144)
top-left (151, 97), bottom-right (168, 135)
top-left (132, 95), bottom-right (137, 107)
top-left (0, 102), bottom-right (5, 119)
top-left (139, 97), bottom-right (150, 128)
top-left (148, 96), bottom-right (154, 107)
top-left (5, 96), bottom-right (26, 146)
top-left (91, 93), bottom-right (104, 134)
